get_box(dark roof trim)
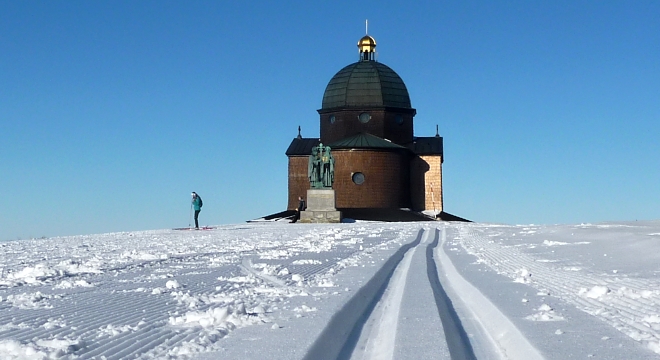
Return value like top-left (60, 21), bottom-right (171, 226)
top-left (317, 106), bottom-right (417, 115)
top-left (409, 136), bottom-right (443, 156)
top-left (285, 138), bottom-right (320, 156)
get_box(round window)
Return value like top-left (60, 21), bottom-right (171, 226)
top-left (395, 114), bottom-right (404, 125)
top-left (358, 112), bottom-right (371, 124)
top-left (352, 172), bottom-right (365, 185)
top-left (329, 115), bottom-right (336, 124)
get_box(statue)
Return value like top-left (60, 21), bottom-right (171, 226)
top-left (308, 146), bottom-right (322, 188)
top-left (308, 143), bottom-right (334, 189)
top-left (321, 146), bottom-right (334, 187)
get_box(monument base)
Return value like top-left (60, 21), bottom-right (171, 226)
top-left (300, 189), bottom-right (342, 223)
top-left (300, 210), bottom-right (342, 223)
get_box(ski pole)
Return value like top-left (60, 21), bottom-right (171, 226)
top-left (189, 202), bottom-right (193, 228)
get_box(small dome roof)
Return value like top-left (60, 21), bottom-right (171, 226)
top-left (357, 35), bottom-right (376, 52)
top-left (327, 132), bottom-right (407, 150)
top-left (321, 61), bottom-right (412, 110)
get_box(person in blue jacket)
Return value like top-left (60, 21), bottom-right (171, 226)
top-left (191, 192), bottom-right (203, 229)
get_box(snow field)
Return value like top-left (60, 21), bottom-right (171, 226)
top-left (452, 222), bottom-right (660, 357)
top-left (2, 221), bottom-right (660, 359)
top-left (0, 223), bottom-right (419, 359)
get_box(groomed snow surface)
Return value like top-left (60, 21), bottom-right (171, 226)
top-left (1, 221), bottom-right (660, 359)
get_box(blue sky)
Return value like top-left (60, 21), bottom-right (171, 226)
top-left (1, 1), bottom-right (659, 240)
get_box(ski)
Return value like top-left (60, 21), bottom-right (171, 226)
top-left (173, 226), bottom-right (215, 231)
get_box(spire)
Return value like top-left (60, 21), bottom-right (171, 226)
top-left (297, 125), bottom-right (302, 139)
top-left (435, 124), bottom-right (440, 137)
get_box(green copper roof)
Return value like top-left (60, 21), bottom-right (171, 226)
top-left (321, 61), bottom-right (412, 110)
top-left (327, 133), bottom-right (407, 150)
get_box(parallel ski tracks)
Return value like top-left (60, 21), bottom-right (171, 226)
top-left (303, 228), bottom-right (478, 360)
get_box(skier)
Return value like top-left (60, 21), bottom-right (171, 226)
top-left (191, 192), bottom-right (203, 229)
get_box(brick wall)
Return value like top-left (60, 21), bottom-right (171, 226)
top-left (288, 149), bottom-right (411, 209)
top-left (288, 156), bottom-right (310, 210)
top-left (319, 109), bottom-right (414, 145)
top-left (410, 156), bottom-right (428, 211)
top-left (419, 155), bottom-right (443, 211)
top-left (333, 150), bottom-right (411, 208)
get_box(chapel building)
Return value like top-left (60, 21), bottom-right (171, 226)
top-left (285, 35), bottom-right (445, 219)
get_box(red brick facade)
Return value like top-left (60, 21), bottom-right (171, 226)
top-left (288, 156), bottom-right (310, 210)
top-left (333, 150), bottom-right (410, 208)
top-left (288, 150), bottom-right (411, 209)
top-left (319, 109), bottom-right (414, 145)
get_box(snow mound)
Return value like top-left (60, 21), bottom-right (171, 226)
top-left (543, 240), bottom-right (569, 246)
top-left (514, 268), bottom-right (533, 284)
top-left (169, 305), bottom-right (265, 331)
top-left (526, 304), bottom-right (565, 321)
top-left (165, 279), bottom-right (181, 289)
top-left (579, 285), bottom-right (610, 299)
top-left (0, 338), bottom-right (83, 359)
top-left (1, 292), bottom-right (61, 309)
top-left (55, 279), bottom-right (93, 289)
top-left (292, 259), bottom-right (323, 265)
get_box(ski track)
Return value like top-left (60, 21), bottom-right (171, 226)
top-left (355, 228), bottom-right (424, 360)
top-left (437, 227), bottom-right (543, 360)
top-left (452, 223), bottom-right (660, 354)
top-left (394, 228), bottom-right (452, 360)
top-left (351, 230), bottom-right (429, 360)
top-left (302, 229), bottom-right (426, 360)
top-left (305, 227), bottom-right (488, 360)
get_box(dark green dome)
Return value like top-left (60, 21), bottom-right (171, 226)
top-left (321, 61), bottom-right (412, 110)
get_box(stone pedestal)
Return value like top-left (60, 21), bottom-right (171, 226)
top-left (300, 189), bottom-right (342, 223)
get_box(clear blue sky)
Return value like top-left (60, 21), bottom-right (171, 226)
top-left (1, 1), bottom-right (659, 240)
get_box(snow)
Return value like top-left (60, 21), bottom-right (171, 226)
top-left (0, 221), bottom-right (659, 359)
